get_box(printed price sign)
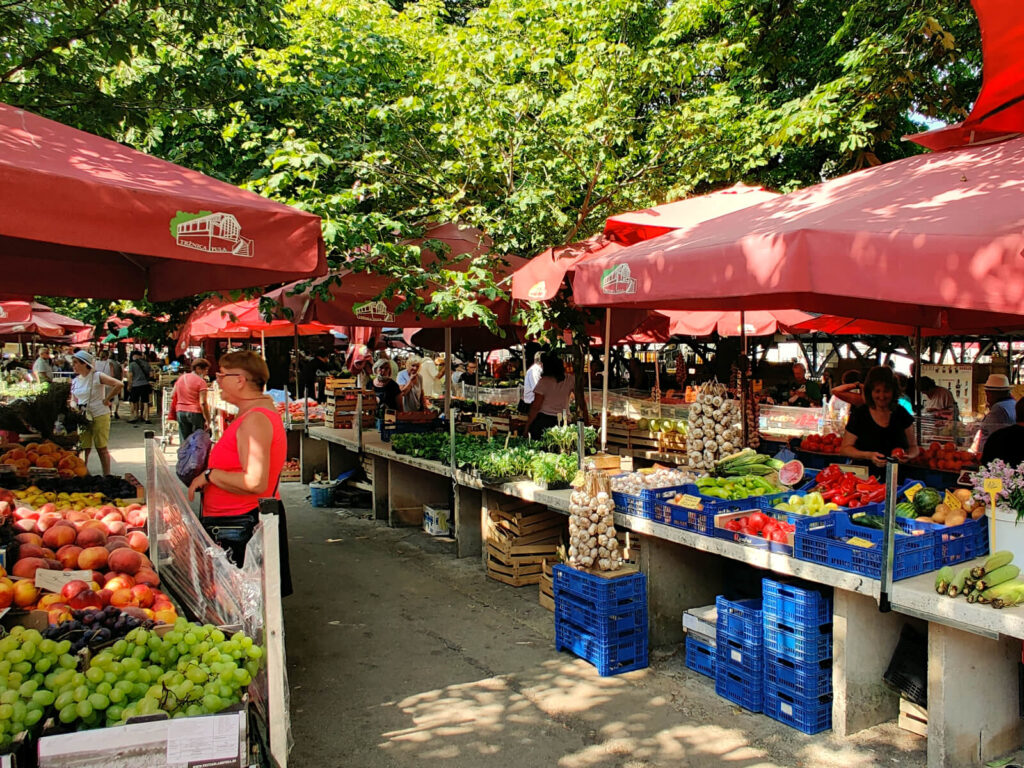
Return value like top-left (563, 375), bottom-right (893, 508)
top-left (984, 478), bottom-right (1004, 495)
top-left (904, 483), bottom-right (924, 501)
top-left (944, 490), bottom-right (963, 513)
top-left (675, 494), bottom-right (703, 510)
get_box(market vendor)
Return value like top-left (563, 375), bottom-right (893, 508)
top-left (372, 359), bottom-right (401, 415)
top-left (396, 356), bottom-right (425, 412)
top-left (920, 376), bottom-right (956, 417)
top-left (523, 354), bottom-right (581, 440)
top-left (785, 363), bottom-right (821, 408)
top-left (981, 397), bottom-right (1024, 467)
top-left (521, 351), bottom-right (543, 414)
top-left (840, 366), bottom-right (919, 468)
top-left (70, 350), bottom-right (123, 476)
top-left (977, 374), bottom-right (1018, 452)
top-left (828, 369), bottom-right (864, 418)
top-left (460, 360), bottom-right (479, 387)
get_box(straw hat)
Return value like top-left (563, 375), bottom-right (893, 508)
top-left (984, 374), bottom-right (1012, 390)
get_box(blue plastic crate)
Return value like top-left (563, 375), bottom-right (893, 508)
top-left (612, 479), bottom-right (690, 520)
top-left (765, 653), bottom-right (833, 698)
top-left (552, 565), bottom-right (646, 610)
top-left (761, 579), bottom-right (832, 627)
top-left (685, 636), bottom-right (716, 679)
top-left (715, 661), bottom-right (763, 713)
top-left (763, 682), bottom-right (832, 734)
top-left (933, 516), bottom-right (989, 566)
top-left (555, 592), bottom-right (647, 637)
top-left (716, 633), bottom-right (763, 671)
top-left (554, 617), bottom-right (648, 676)
top-left (712, 510), bottom-right (796, 555)
top-left (793, 511), bottom-right (938, 581)
top-left (655, 499), bottom-right (716, 535)
top-left (716, 596), bottom-right (763, 648)
top-left (764, 621), bottom-right (832, 663)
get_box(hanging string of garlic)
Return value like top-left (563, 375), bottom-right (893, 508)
top-left (686, 381), bottom-right (742, 471)
top-left (568, 469), bottom-right (621, 571)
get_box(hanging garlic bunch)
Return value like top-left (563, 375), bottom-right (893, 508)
top-left (687, 381), bottom-right (742, 470)
top-left (568, 469), bottom-right (621, 572)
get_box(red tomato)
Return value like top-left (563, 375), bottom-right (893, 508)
top-left (768, 529), bottom-right (789, 543)
top-left (891, 448), bottom-right (906, 459)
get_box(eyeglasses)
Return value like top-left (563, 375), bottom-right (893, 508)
top-left (216, 372), bottom-right (248, 381)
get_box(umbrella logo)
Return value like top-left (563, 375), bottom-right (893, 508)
top-left (528, 281), bottom-right (547, 300)
top-left (353, 301), bottom-right (395, 323)
top-left (600, 264), bottom-right (637, 295)
top-left (0, 307), bottom-right (6, 319)
top-left (171, 211), bottom-right (254, 258)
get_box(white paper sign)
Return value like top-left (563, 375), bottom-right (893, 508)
top-left (922, 363), bottom-right (974, 414)
top-left (166, 713), bottom-right (239, 764)
top-left (34, 569), bottom-right (93, 593)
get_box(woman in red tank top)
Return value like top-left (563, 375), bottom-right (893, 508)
top-left (187, 351), bottom-right (287, 567)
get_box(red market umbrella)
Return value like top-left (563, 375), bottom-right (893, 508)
top-left (603, 184), bottom-right (780, 245)
top-left (270, 223), bottom-right (526, 328)
top-left (0, 103), bottom-right (326, 300)
top-left (0, 315), bottom-right (66, 339)
top-left (571, 135), bottom-right (1024, 330)
top-left (908, 0), bottom-right (1024, 151)
top-left (29, 303), bottom-right (91, 334)
top-left (511, 235), bottom-right (624, 302)
top-left (0, 302), bottom-right (32, 324)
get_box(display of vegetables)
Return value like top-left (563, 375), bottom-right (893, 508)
top-left (529, 453), bottom-right (579, 487)
top-left (686, 382), bottom-right (741, 471)
top-left (692, 474), bottom-right (784, 500)
top-left (808, 465), bottom-right (887, 507)
top-left (772, 492), bottom-right (840, 517)
top-left (913, 487), bottom-right (982, 526)
top-left (799, 433), bottom-right (842, 454)
top-left (539, 425), bottom-right (596, 455)
top-left (935, 551), bottom-right (1024, 608)
top-left (610, 467), bottom-right (694, 496)
top-left (721, 511), bottom-right (795, 544)
top-left (568, 469), bottom-right (622, 571)
top-left (916, 441), bottom-right (979, 472)
top-left (712, 449), bottom-right (784, 477)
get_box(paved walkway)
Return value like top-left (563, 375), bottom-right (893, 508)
top-left (101, 419), bottom-right (927, 767)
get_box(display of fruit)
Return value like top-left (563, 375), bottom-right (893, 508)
top-left (915, 441), bottom-right (979, 472)
top-left (913, 488), bottom-right (981, 526)
top-left (41, 605), bottom-right (158, 652)
top-left (686, 382), bottom-right (741, 471)
top-left (9, 500), bottom-right (147, 535)
top-left (5, 475), bottom-right (140, 503)
top-left (610, 467), bottom-right (694, 496)
top-left (720, 511), bottom-right (796, 544)
top-left (691, 474), bottom-right (784, 501)
top-left (0, 442), bottom-right (88, 478)
top-left (568, 469), bottom-right (622, 571)
top-left (799, 433), bottom-right (842, 454)
top-left (772, 492), bottom-right (840, 517)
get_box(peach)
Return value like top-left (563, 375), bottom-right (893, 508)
top-left (13, 580), bottom-right (38, 608)
top-left (104, 521), bottom-right (126, 537)
top-left (109, 588), bottom-right (136, 607)
top-left (56, 545), bottom-right (82, 570)
top-left (68, 591), bottom-right (102, 611)
top-left (130, 584), bottom-right (154, 608)
top-left (65, 510), bottom-right (90, 523)
top-left (105, 536), bottom-right (129, 553)
top-left (101, 511), bottom-right (123, 524)
top-left (35, 512), bottom-right (62, 532)
top-left (42, 524), bottom-right (76, 549)
top-left (154, 608), bottom-right (177, 624)
top-left (127, 531), bottom-right (148, 553)
top-left (12, 519), bottom-right (37, 534)
top-left (75, 527), bottom-right (107, 548)
top-left (0, 579), bottom-right (14, 609)
top-left (133, 568), bottom-right (160, 588)
top-left (14, 533), bottom-right (42, 547)
top-left (78, 547), bottom-right (109, 571)
top-left (121, 606), bottom-right (149, 621)
top-left (12, 507), bottom-right (38, 521)
top-left (108, 547), bottom-right (143, 575)
top-left (36, 502), bottom-right (56, 516)
top-left (11, 557), bottom-right (48, 579)
top-left (17, 544), bottom-right (48, 560)
top-left (60, 579), bottom-right (92, 602)
top-left (79, 519), bottom-right (107, 533)
top-left (36, 593), bottom-right (65, 610)
top-left (47, 605), bottom-right (72, 625)
top-left (96, 588), bottom-right (113, 606)
top-left (104, 573), bottom-right (135, 591)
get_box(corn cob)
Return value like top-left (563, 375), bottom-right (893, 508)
top-left (935, 566), bottom-right (955, 594)
top-left (971, 550), bottom-right (1014, 580)
top-left (966, 589), bottom-right (981, 604)
top-left (981, 578), bottom-right (1024, 601)
top-left (946, 566), bottom-right (972, 598)
top-left (976, 564), bottom-right (1020, 592)
top-left (964, 577), bottom-right (976, 593)
top-left (992, 582), bottom-right (1024, 609)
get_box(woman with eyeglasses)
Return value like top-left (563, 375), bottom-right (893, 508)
top-left (187, 351), bottom-right (289, 577)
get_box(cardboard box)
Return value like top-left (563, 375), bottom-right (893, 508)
top-left (423, 505), bottom-right (450, 536)
top-left (683, 604), bottom-right (718, 641)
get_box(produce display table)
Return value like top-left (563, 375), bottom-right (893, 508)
top-left (306, 428), bottom-right (1024, 766)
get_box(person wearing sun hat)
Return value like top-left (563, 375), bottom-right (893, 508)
top-left (977, 374), bottom-right (1018, 451)
top-left (70, 350), bottom-right (123, 476)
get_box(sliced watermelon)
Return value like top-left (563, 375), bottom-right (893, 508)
top-left (778, 459), bottom-right (805, 487)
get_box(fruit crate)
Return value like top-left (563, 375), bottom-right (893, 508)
top-left (555, 592), bottom-right (647, 637)
top-left (552, 565), bottom-right (646, 610)
top-left (685, 636), bottom-right (716, 679)
top-left (716, 633), bottom-right (763, 671)
top-left (715, 661), bottom-right (763, 713)
top-left (611, 478), bottom-right (691, 520)
top-left (554, 617), bottom-right (648, 677)
top-left (713, 510), bottom-right (795, 556)
top-left (932, 516), bottom-right (989, 566)
top-left (793, 511), bottom-right (939, 581)
top-left (763, 682), bottom-right (832, 735)
top-left (715, 596), bottom-right (763, 648)
top-left (764, 620), bottom-right (832, 664)
top-left (764, 653), bottom-right (833, 698)
top-left (761, 579), bottom-right (832, 627)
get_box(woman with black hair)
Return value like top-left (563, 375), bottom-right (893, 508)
top-left (523, 354), bottom-right (577, 440)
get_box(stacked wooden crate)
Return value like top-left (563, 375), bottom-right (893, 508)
top-left (485, 499), bottom-right (565, 587)
top-left (324, 385), bottom-right (375, 429)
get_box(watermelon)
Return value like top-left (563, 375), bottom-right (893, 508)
top-left (895, 501), bottom-right (918, 519)
top-left (912, 487), bottom-right (943, 517)
top-left (778, 460), bottom-right (805, 487)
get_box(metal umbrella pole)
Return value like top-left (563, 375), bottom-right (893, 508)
top-left (601, 308), bottom-right (611, 452)
top-left (740, 310), bottom-right (749, 448)
top-left (913, 327), bottom-right (923, 445)
top-left (444, 327), bottom-right (452, 417)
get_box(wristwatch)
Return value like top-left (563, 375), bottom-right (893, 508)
top-left (204, 468), bottom-right (213, 485)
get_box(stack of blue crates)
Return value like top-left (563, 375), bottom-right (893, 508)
top-left (552, 565), bottom-right (648, 676)
top-left (714, 596), bottom-right (764, 712)
top-left (761, 578), bottom-right (833, 734)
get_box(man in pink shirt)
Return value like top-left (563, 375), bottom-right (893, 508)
top-left (172, 359), bottom-right (211, 442)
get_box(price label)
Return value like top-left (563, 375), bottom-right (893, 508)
top-left (904, 483), bottom-right (924, 501)
top-left (831, 463), bottom-right (869, 479)
top-left (675, 494), bottom-right (703, 510)
top-left (34, 569), bottom-right (92, 593)
top-left (984, 478), bottom-right (1004, 494)
top-left (944, 490), bottom-right (962, 513)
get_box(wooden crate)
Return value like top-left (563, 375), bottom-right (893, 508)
top-left (485, 499), bottom-right (564, 587)
top-left (538, 559), bottom-right (555, 611)
top-left (898, 698), bottom-right (927, 737)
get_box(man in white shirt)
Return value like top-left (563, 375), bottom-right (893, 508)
top-left (32, 349), bottom-right (53, 382)
top-left (420, 356), bottom-right (441, 398)
top-left (521, 352), bottom-right (543, 413)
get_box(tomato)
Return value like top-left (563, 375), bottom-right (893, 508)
top-left (891, 448), bottom-right (906, 459)
top-left (724, 519), bottom-right (741, 532)
top-left (768, 529), bottom-right (789, 544)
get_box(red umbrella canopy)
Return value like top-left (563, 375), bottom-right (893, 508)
top-left (603, 184), bottom-right (780, 246)
top-left (572, 135), bottom-right (1024, 330)
top-left (29, 303), bottom-right (91, 334)
top-left (511, 235), bottom-right (622, 302)
top-left (908, 0), bottom-right (1024, 151)
top-left (0, 302), bottom-right (33, 324)
top-left (0, 103), bottom-right (326, 300)
top-left (178, 296), bottom-right (336, 346)
top-left (270, 224), bottom-right (524, 328)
